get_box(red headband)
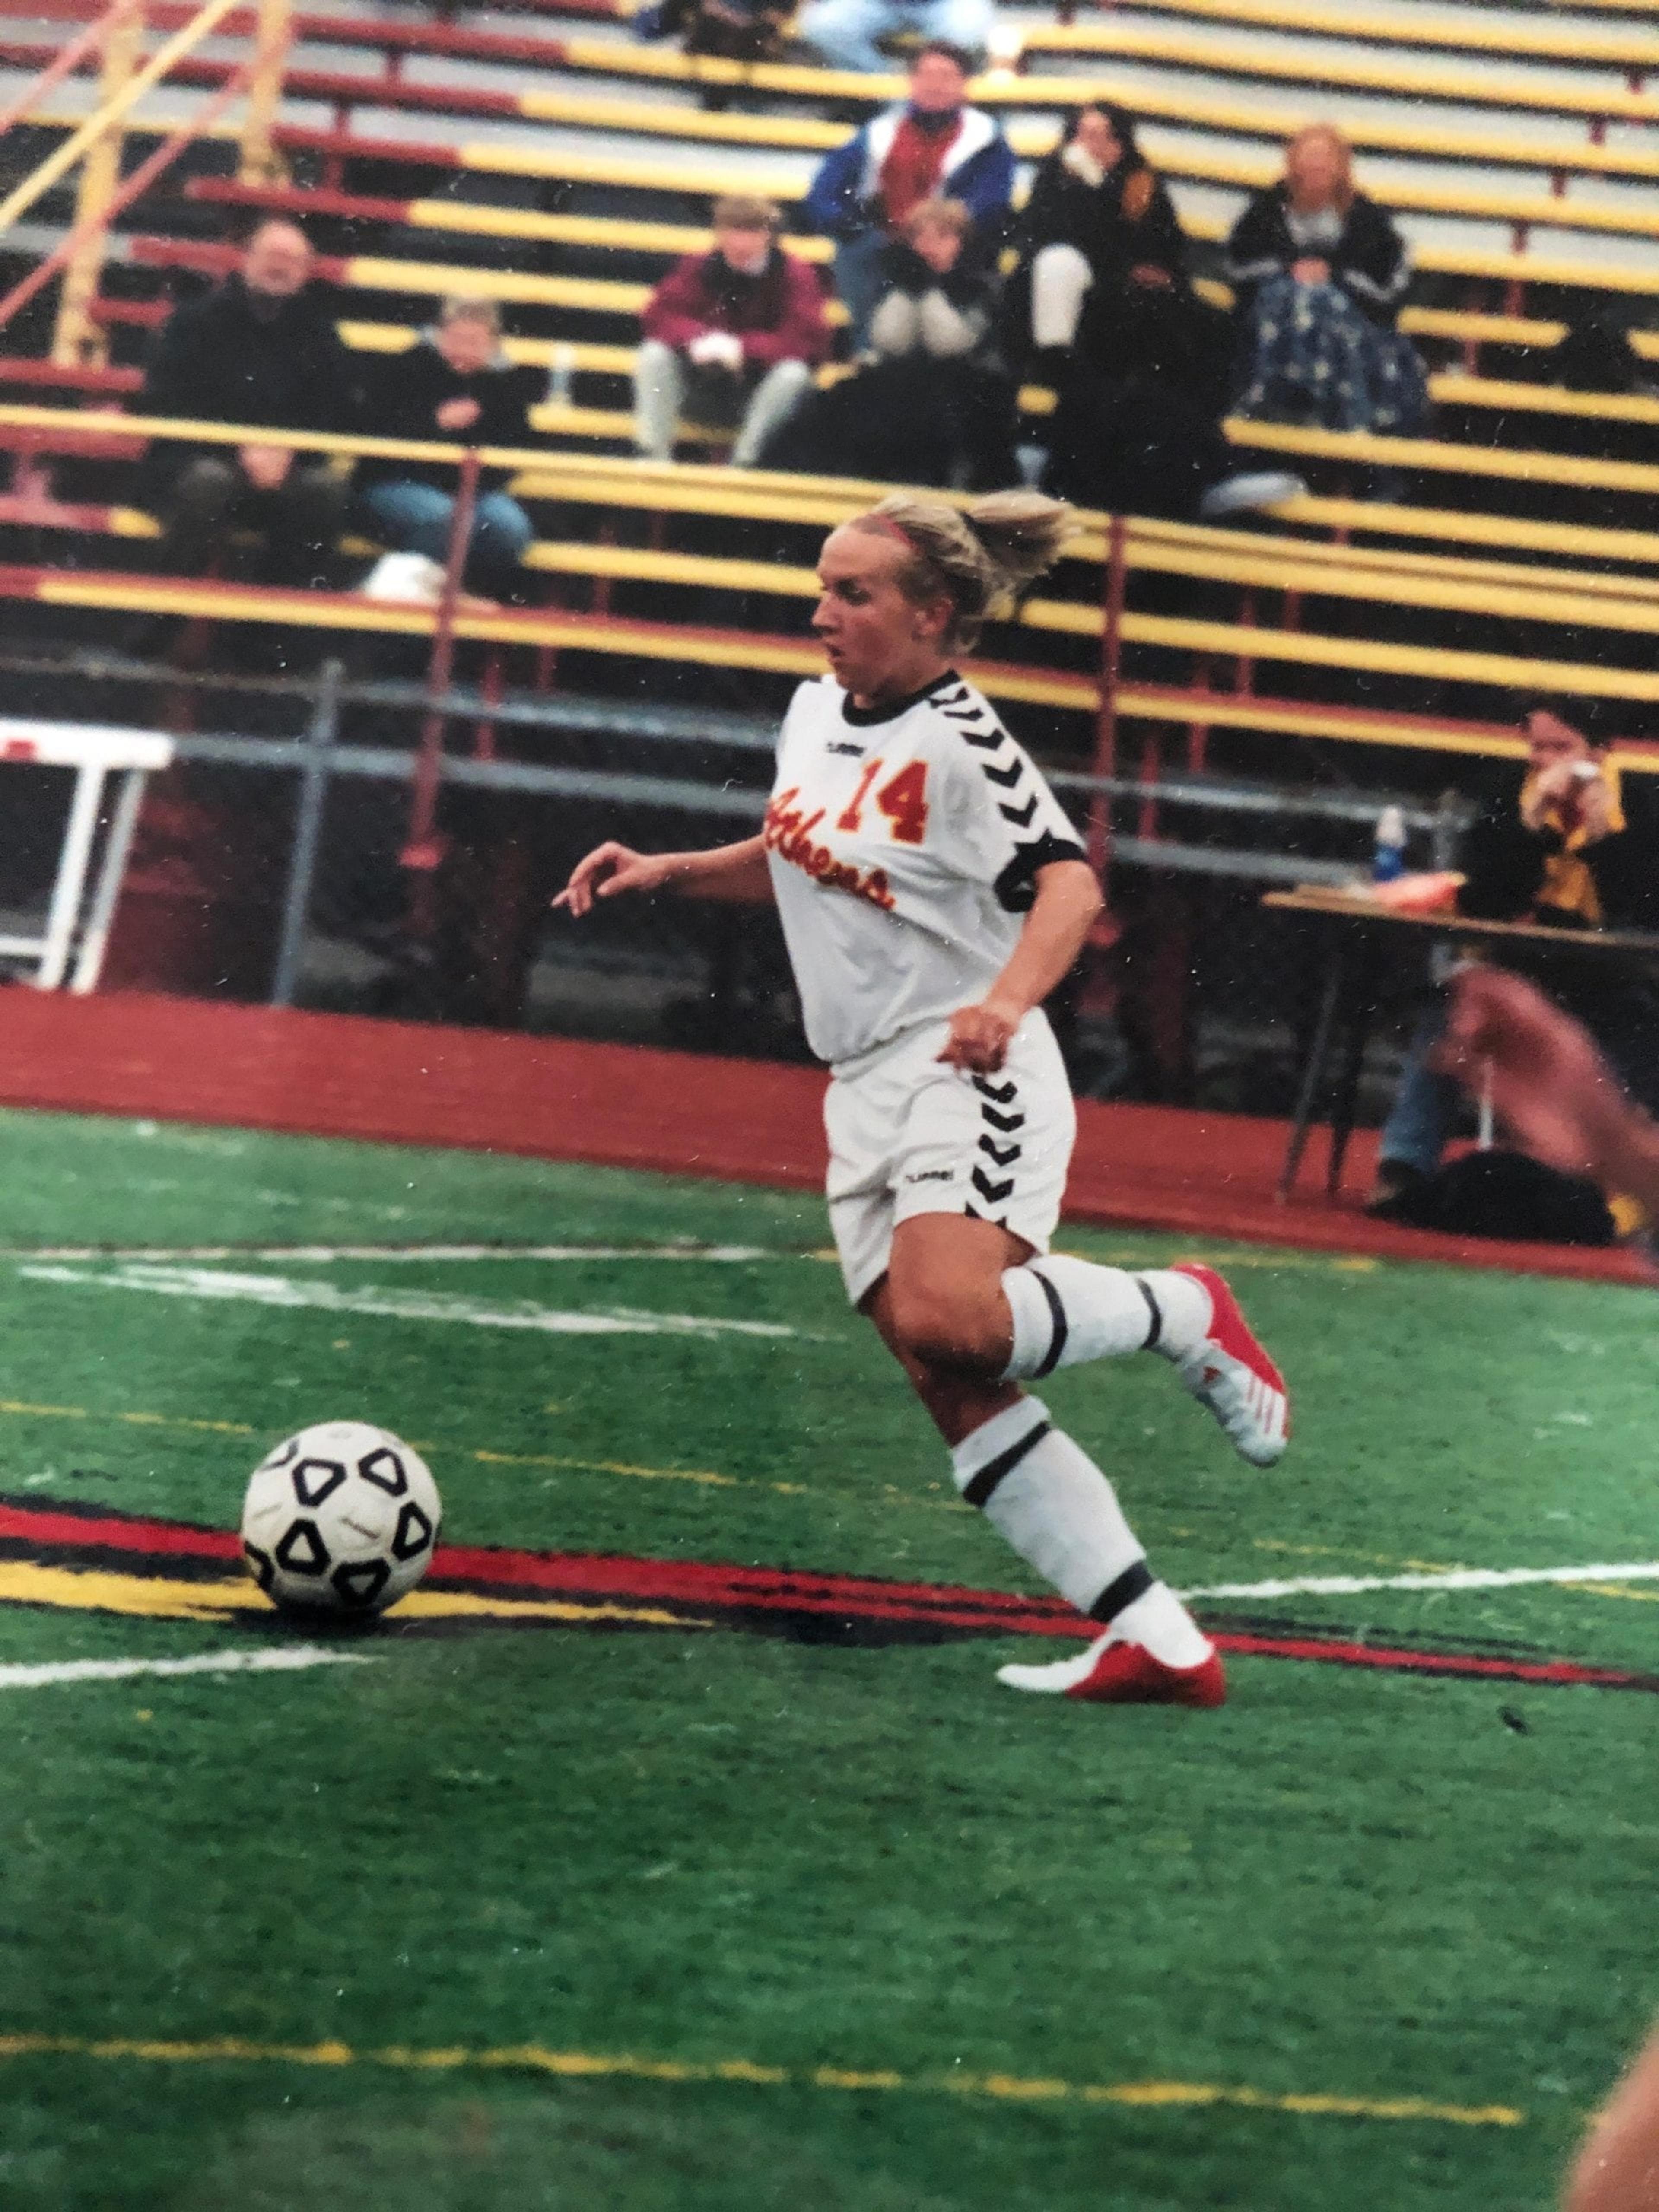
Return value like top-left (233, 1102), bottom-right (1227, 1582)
top-left (864, 513), bottom-right (922, 558)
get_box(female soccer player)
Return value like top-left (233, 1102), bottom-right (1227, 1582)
top-left (556, 489), bottom-right (1289, 1706)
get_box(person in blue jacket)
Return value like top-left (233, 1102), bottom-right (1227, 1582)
top-left (801, 44), bottom-right (1014, 350)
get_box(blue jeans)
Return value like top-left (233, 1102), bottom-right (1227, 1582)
top-left (1378, 1001), bottom-right (1459, 1176)
top-left (799, 0), bottom-right (992, 69)
top-left (361, 480), bottom-right (534, 594)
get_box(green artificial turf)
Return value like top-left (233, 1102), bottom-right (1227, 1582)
top-left (0, 1106), bottom-right (1655, 2211)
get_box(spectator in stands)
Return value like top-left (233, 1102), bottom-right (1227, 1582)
top-left (1224, 124), bottom-right (1427, 439)
top-left (1371, 699), bottom-right (1659, 1216)
top-left (763, 197), bottom-right (1014, 486)
top-left (135, 219), bottom-right (360, 592)
top-left (355, 296), bottom-right (541, 601)
top-left (1003, 105), bottom-right (1189, 382)
top-left (634, 194), bottom-right (827, 467)
top-left (798, 0), bottom-right (992, 79)
top-left (802, 44), bottom-right (1013, 349)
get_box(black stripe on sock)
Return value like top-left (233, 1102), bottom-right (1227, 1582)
top-left (1087, 1558), bottom-right (1155, 1624)
top-left (960, 1419), bottom-right (1051, 1510)
top-left (1029, 1269), bottom-right (1068, 1379)
top-left (1135, 1277), bottom-right (1162, 1351)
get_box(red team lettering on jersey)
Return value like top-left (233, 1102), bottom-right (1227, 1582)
top-left (764, 788), bottom-right (896, 911)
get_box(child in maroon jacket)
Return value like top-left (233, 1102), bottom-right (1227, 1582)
top-left (634, 193), bottom-right (828, 467)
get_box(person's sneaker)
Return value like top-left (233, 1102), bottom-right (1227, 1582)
top-left (1365, 1159), bottom-right (1428, 1217)
top-left (1167, 1262), bottom-right (1289, 1467)
top-left (998, 1629), bottom-right (1226, 1706)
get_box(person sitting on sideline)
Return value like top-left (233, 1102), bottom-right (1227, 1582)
top-left (764, 198), bottom-right (1014, 488)
top-left (1371, 698), bottom-right (1659, 1216)
top-left (1224, 124), bottom-right (1427, 439)
top-left (802, 44), bottom-right (1014, 350)
top-left (797, 0), bottom-right (992, 76)
top-left (634, 194), bottom-right (827, 468)
top-left (355, 296), bottom-right (541, 601)
top-left (135, 218), bottom-right (362, 593)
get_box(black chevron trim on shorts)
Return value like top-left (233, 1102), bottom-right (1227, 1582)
top-left (972, 1076), bottom-right (1017, 1103)
top-left (960, 1417), bottom-right (1052, 1509)
top-left (979, 1104), bottom-right (1025, 1134)
top-left (978, 1135), bottom-right (1021, 1167)
top-left (971, 1165), bottom-right (1015, 1205)
top-left (963, 1201), bottom-right (1010, 1228)
top-left (981, 757), bottom-right (1025, 790)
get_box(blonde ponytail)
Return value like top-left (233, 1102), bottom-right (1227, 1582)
top-left (852, 489), bottom-right (1076, 650)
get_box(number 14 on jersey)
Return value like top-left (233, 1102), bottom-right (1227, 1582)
top-left (835, 759), bottom-right (930, 846)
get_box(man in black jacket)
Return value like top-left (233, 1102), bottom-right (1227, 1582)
top-left (356, 296), bottom-right (541, 599)
top-left (136, 219), bottom-right (359, 589)
top-left (1371, 699), bottom-right (1659, 1211)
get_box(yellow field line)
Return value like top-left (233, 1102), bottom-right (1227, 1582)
top-left (0, 1559), bottom-right (700, 1629)
top-left (0, 2030), bottom-right (1524, 2126)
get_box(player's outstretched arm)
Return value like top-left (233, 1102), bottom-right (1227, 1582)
top-left (938, 858), bottom-right (1103, 1074)
top-left (1438, 966), bottom-right (1659, 1213)
top-left (554, 835), bottom-right (772, 918)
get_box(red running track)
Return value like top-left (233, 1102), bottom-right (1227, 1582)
top-left (0, 989), bottom-right (1646, 1284)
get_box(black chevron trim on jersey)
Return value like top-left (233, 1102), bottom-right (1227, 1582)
top-left (998, 794), bottom-right (1039, 829)
top-left (960, 727), bottom-right (1007, 752)
top-left (971, 1166), bottom-right (1016, 1205)
top-left (980, 1104), bottom-right (1026, 1134)
top-left (972, 1076), bottom-right (1017, 1103)
top-left (978, 1136), bottom-right (1022, 1167)
top-left (941, 705), bottom-right (988, 723)
top-left (981, 757), bottom-right (1025, 790)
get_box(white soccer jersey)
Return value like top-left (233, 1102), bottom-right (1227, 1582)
top-left (763, 670), bottom-right (1087, 1069)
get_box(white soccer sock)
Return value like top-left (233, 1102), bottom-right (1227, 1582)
top-left (949, 1397), bottom-right (1205, 1668)
top-left (999, 1257), bottom-right (1211, 1383)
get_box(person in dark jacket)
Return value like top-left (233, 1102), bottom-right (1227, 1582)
top-left (634, 194), bottom-right (827, 467)
top-left (1004, 105), bottom-right (1191, 381)
top-left (1224, 124), bottom-right (1427, 437)
top-left (356, 296), bottom-right (541, 598)
top-left (762, 197), bottom-right (1014, 486)
top-left (1372, 699), bottom-right (1659, 1211)
top-left (136, 219), bottom-right (360, 588)
top-left (801, 44), bottom-right (1014, 350)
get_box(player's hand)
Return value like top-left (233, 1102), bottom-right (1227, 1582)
top-left (1435, 966), bottom-right (1622, 1181)
top-left (937, 1000), bottom-right (1020, 1074)
top-left (553, 842), bottom-right (674, 918)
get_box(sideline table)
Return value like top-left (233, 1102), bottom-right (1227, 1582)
top-left (0, 718), bottom-right (174, 992)
top-left (1262, 886), bottom-right (1659, 1201)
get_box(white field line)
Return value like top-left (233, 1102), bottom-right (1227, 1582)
top-left (3, 1243), bottom-right (781, 1264)
top-left (16, 1264), bottom-right (798, 1339)
top-left (0, 1647), bottom-right (372, 1691)
top-left (1179, 1561), bottom-right (1659, 1601)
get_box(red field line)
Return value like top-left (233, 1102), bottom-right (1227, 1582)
top-left (5, 1498), bottom-right (1655, 1688)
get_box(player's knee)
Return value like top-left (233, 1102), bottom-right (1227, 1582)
top-left (887, 1276), bottom-right (1004, 1373)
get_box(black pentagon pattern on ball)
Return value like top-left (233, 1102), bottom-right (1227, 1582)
top-left (331, 1558), bottom-right (391, 1609)
top-left (392, 1500), bottom-right (434, 1561)
top-left (242, 1541), bottom-right (275, 1592)
top-left (262, 1436), bottom-right (301, 1471)
top-left (291, 1456), bottom-right (348, 1509)
top-left (274, 1518), bottom-right (330, 1576)
top-left (356, 1447), bottom-right (408, 1497)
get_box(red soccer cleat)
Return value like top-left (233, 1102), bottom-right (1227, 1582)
top-left (997, 1631), bottom-right (1227, 1707)
top-left (1168, 1262), bottom-right (1289, 1468)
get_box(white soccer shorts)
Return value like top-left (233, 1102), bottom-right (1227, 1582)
top-left (823, 1011), bottom-right (1077, 1308)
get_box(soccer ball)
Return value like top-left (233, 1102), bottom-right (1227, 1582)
top-left (240, 1421), bottom-right (441, 1618)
